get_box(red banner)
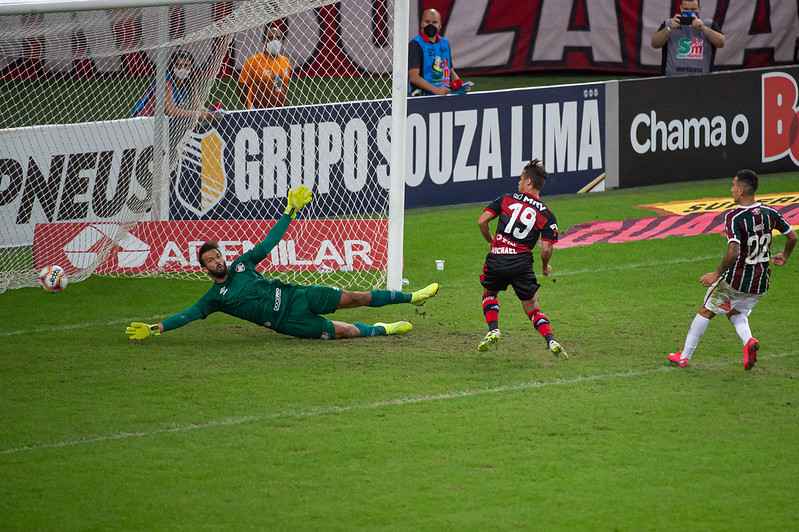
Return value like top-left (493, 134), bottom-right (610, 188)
top-left (558, 205), bottom-right (799, 249)
top-left (419, 0), bottom-right (799, 75)
top-left (33, 219), bottom-right (387, 275)
top-left (3, 1), bottom-right (796, 81)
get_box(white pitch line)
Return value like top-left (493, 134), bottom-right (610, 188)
top-left (0, 369), bottom-right (667, 455)
top-left (2, 351), bottom-right (796, 456)
top-left (1, 253), bottom-right (717, 338)
top-left (0, 315), bottom-right (165, 338)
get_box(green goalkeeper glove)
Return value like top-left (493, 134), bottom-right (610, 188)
top-left (126, 322), bottom-right (161, 341)
top-left (284, 185), bottom-right (313, 218)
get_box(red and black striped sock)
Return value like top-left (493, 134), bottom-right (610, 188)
top-left (527, 307), bottom-right (553, 342)
top-left (482, 294), bottom-right (499, 331)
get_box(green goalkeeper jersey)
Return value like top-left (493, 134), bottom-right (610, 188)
top-left (162, 214), bottom-right (295, 332)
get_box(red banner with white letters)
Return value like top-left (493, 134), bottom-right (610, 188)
top-left (3, 1), bottom-right (797, 80)
top-left (415, 0), bottom-right (798, 75)
top-left (33, 219), bottom-right (387, 275)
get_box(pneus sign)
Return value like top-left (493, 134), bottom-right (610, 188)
top-left (618, 66), bottom-right (799, 188)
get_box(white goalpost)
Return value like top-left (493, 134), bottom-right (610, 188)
top-left (0, 0), bottom-right (408, 293)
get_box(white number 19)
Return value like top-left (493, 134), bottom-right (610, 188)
top-left (504, 203), bottom-right (537, 239)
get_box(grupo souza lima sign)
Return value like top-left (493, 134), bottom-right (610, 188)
top-left (405, 84), bottom-right (605, 206)
top-left (33, 219), bottom-right (387, 274)
top-left (170, 83), bottom-right (606, 218)
top-left (4, 83), bottom-right (605, 248)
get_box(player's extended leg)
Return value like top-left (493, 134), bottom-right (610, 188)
top-left (727, 309), bottom-right (759, 370)
top-left (668, 306), bottom-right (715, 367)
top-left (336, 284), bottom-right (440, 309)
top-left (478, 290), bottom-right (501, 352)
top-left (280, 286), bottom-right (412, 340)
top-left (521, 296), bottom-right (568, 359)
top-left (331, 320), bottom-right (412, 338)
top-left (667, 277), bottom-right (756, 368)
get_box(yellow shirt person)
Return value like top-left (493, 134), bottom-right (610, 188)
top-left (239, 29), bottom-right (291, 109)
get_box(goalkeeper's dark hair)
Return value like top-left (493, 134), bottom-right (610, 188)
top-left (735, 169), bottom-right (758, 194)
top-left (198, 241), bottom-right (220, 267)
top-left (522, 159), bottom-right (547, 190)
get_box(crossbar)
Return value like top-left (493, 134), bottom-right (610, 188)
top-left (0, 0), bottom-right (223, 16)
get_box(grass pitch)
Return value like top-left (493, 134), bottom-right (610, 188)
top-left (2, 172), bottom-right (798, 530)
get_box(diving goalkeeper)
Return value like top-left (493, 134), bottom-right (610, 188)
top-left (126, 186), bottom-right (439, 341)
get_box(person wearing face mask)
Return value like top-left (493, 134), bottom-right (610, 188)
top-left (408, 9), bottom-right (466, 96)
top-left (239, 26), bottom-right (292, 109)
top-left (132, 50), bottom-right (215, 122)
top-left (651, 0), bottom-right (725, 76)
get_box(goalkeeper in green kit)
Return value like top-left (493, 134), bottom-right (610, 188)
top-left (126, 186), bottom-right (439, 341)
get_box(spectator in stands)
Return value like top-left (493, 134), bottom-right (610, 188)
top-left (651, 0), bottom-right (725, 76)
top-left (239, 27), bottom-right (292, 109)
top-left (408, 9), bottom-right (467, 96)
top-left (132, 50), bottom-right (215, 121)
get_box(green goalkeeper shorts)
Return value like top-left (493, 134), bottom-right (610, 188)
top-left (275, 285), bottom-right (342, 340)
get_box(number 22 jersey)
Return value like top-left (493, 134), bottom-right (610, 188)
top-left (723, 203), bottom-right (792, 295)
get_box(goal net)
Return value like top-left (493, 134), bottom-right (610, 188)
top-left (0, 0), bottom-right (405, 294)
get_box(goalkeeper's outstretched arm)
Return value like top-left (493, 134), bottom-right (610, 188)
top-left (239, 185), bottom-right (313, 265)
top-left (127, 297), bottom-right (216, 340)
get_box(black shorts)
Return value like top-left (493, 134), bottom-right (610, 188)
top-left (480, 253), bottom-right (540, 300)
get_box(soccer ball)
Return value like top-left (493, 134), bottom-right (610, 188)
top-left (37, 265), bottom-right (68, 292)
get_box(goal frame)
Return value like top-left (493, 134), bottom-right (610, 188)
top-left (0, 0), bottom-right (409, 291)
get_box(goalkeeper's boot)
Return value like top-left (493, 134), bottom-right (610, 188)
top-left (478, 329), bottom-right (501, 352)
top-left (375, 321), bottom-right (413, 336)
top-left (411, 283), bottom-right (440, 306)
top-left (667, 352), bottom-right (689, 368)
top-left (743, 338), bottom-right (759, 370)
top-left (548, 339), bottom-right (569, 359)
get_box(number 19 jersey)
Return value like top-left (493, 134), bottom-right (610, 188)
top-left (723, 203), bottom-right (792, 295)
top-left (484, 192), bottom-right (559, 256)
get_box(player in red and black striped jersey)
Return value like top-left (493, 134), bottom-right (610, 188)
top-left (476, 159), bottom-right (567, 358)
top-left (668, 170), bottom-right (796, 370)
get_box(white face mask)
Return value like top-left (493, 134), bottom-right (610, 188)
top-left (173, 67), bottom-right (190, 80)
top-left (266, 40), bottom-right (282, 56)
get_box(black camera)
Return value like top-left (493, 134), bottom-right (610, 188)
top-left (679, 11), bottom-right (696, 25)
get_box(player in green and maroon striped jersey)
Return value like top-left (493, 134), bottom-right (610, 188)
top-left (668, 170), bottom-right (796, 370)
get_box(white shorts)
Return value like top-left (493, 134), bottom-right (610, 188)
top-left (703, 279), bottom-right (761, 316)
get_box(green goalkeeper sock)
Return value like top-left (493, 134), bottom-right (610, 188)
top-left (354, 322), bottom-right (386, 337)
top-left (368, 290), bottom-right (412, 307)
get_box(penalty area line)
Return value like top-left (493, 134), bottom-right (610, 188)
top-left (3, 351), bottom-right (796, 456)
top-left (0, 368), bottom-right (667, 455)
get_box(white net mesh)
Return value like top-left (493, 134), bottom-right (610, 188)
top-left (0, 0), bottom-right (397, 293)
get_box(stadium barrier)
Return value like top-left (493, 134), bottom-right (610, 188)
top-left (8, 64), bottom-right (798, 252)
top-left (607, 65), bottom-right (799, 189)
top-left (33, 219), bottom-right (386, 276)
top-left (1, 81), bottom-right (609, 249)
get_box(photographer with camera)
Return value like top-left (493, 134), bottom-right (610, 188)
top-left (651, 0), bottom-right (724, 76)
